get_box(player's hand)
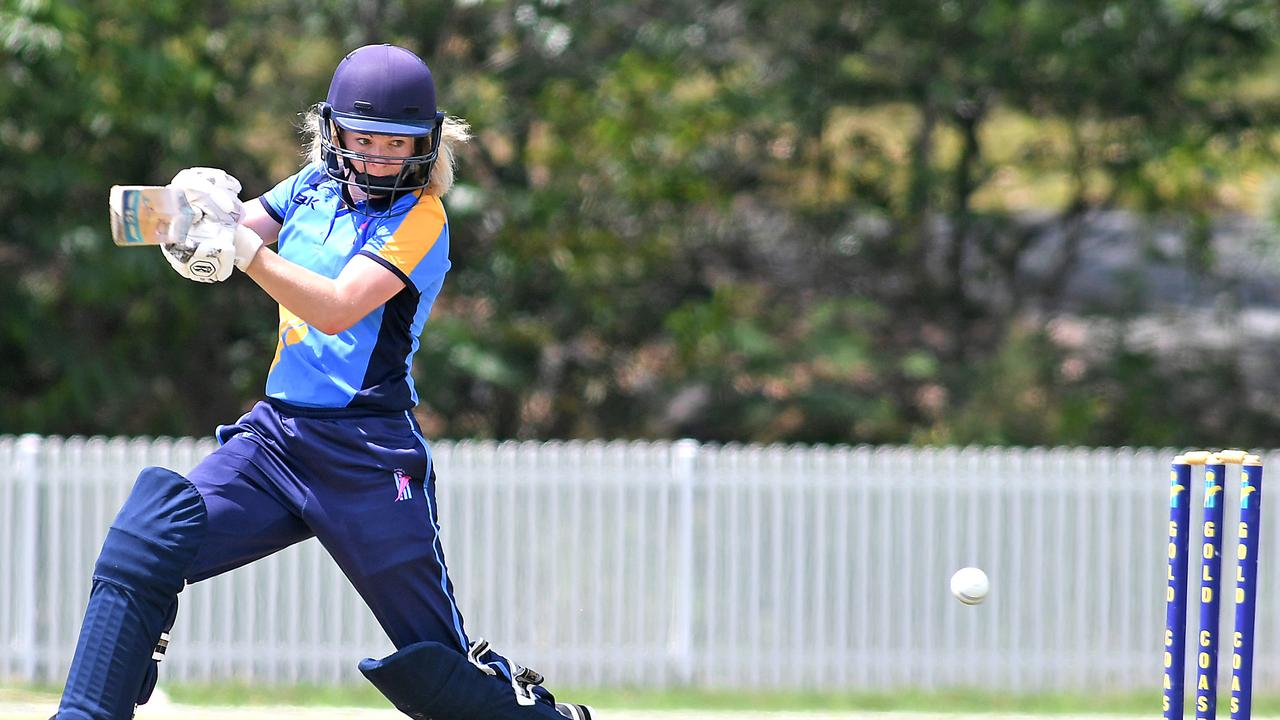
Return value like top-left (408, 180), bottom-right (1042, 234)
top-left (161, 220), bottom-right (236, 282)
top-left (169, 167), bottom-right (243, 228)
top-left (164, 167), bottom-right (262, 275)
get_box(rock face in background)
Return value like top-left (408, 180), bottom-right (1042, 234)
top-left (1023, 211), bottom-right (1280, 445)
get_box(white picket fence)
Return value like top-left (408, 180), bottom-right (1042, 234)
top-left (0, 435), bottom-right (1275, 694)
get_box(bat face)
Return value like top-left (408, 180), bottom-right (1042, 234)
top-left (109, 186), bottom-right (194, 246)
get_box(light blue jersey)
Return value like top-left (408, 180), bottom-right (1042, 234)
top-left (258, 162), bottom-right (450, 413)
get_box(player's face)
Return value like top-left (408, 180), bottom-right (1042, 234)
top-left (340, 130), bottom-right (416, 176)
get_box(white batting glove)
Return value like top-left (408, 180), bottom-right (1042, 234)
top-left (161, 220), bottom-right (236, 282)
top-left (161, 167), bottom-right (262, 278)
top-left (169, 167), bottom-right (243, 227)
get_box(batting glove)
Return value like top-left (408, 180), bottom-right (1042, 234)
top-left (161, 220), bottom-right (236, 282)
top-left (169, 167), bottom-right (244, 227)
top-left (162, 167), bottom-right (262, 278)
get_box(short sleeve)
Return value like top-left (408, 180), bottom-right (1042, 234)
top-left (258, 162), bottom-right (325, 225)
top-left (357, 195), bottom-right (451, 295)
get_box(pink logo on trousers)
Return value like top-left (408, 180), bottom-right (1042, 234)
top-left (393, 469), bottom-right (413, 502)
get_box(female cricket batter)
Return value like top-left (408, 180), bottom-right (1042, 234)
top-left (54, 44), bottom-right (593, 720)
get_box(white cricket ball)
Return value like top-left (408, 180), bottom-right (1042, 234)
top-left (950, 566), bottom-right (989, 605)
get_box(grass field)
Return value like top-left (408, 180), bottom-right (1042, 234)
top-left (0, 708), bottom-right (1152, 720)
top-left (0, 699), bottom-right (1151, 720)
top-left (6, 686), bottom-right (1277, 719)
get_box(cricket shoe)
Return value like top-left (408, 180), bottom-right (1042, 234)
top-left (556, 703), bottom-right (597, 719)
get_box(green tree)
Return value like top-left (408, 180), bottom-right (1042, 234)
top-left (4, 0), bottom-right (1280, 447)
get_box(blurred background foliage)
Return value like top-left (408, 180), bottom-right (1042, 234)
top-left (4, 0), bottom-right (1280, 446)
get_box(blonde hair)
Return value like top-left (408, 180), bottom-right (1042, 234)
top-left (300, 104), bottom-right (471, 197)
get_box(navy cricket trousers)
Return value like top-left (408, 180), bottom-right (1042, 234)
top-left (186, 400), bottom-right (471, 654)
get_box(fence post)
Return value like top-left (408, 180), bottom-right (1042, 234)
top-left (669, 439), bottom-right (699, 685)
top-left (15, 434), bottom-right (41, 682)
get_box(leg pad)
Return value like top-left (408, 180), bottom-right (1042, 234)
top-left (57, 467), bottom-right (207, 720)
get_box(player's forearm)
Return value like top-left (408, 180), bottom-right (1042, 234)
top-left (244, 249), bottom-right (361, 335)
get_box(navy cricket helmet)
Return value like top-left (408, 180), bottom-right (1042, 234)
top-left (319, 44), bottom-right (445, 210)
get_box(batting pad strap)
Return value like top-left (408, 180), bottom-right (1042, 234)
top-left (136, 597), bottom-right (180, 707)
top-left (466, 638), bottom-right (498, 675)
top-left (359, 641), bottom-right (564, 720)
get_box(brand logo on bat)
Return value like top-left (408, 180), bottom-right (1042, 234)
top-left (122, 193), bottom-right (142, 244)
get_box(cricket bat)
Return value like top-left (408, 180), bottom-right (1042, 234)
top-left (109, 185), bottom-right (194, 246)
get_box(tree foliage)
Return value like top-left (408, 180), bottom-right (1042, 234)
top-left (3, 0), bottom-right (1280, 446)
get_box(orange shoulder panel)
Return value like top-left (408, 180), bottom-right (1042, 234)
top-left (376, 195), bottom-right (446, 274)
